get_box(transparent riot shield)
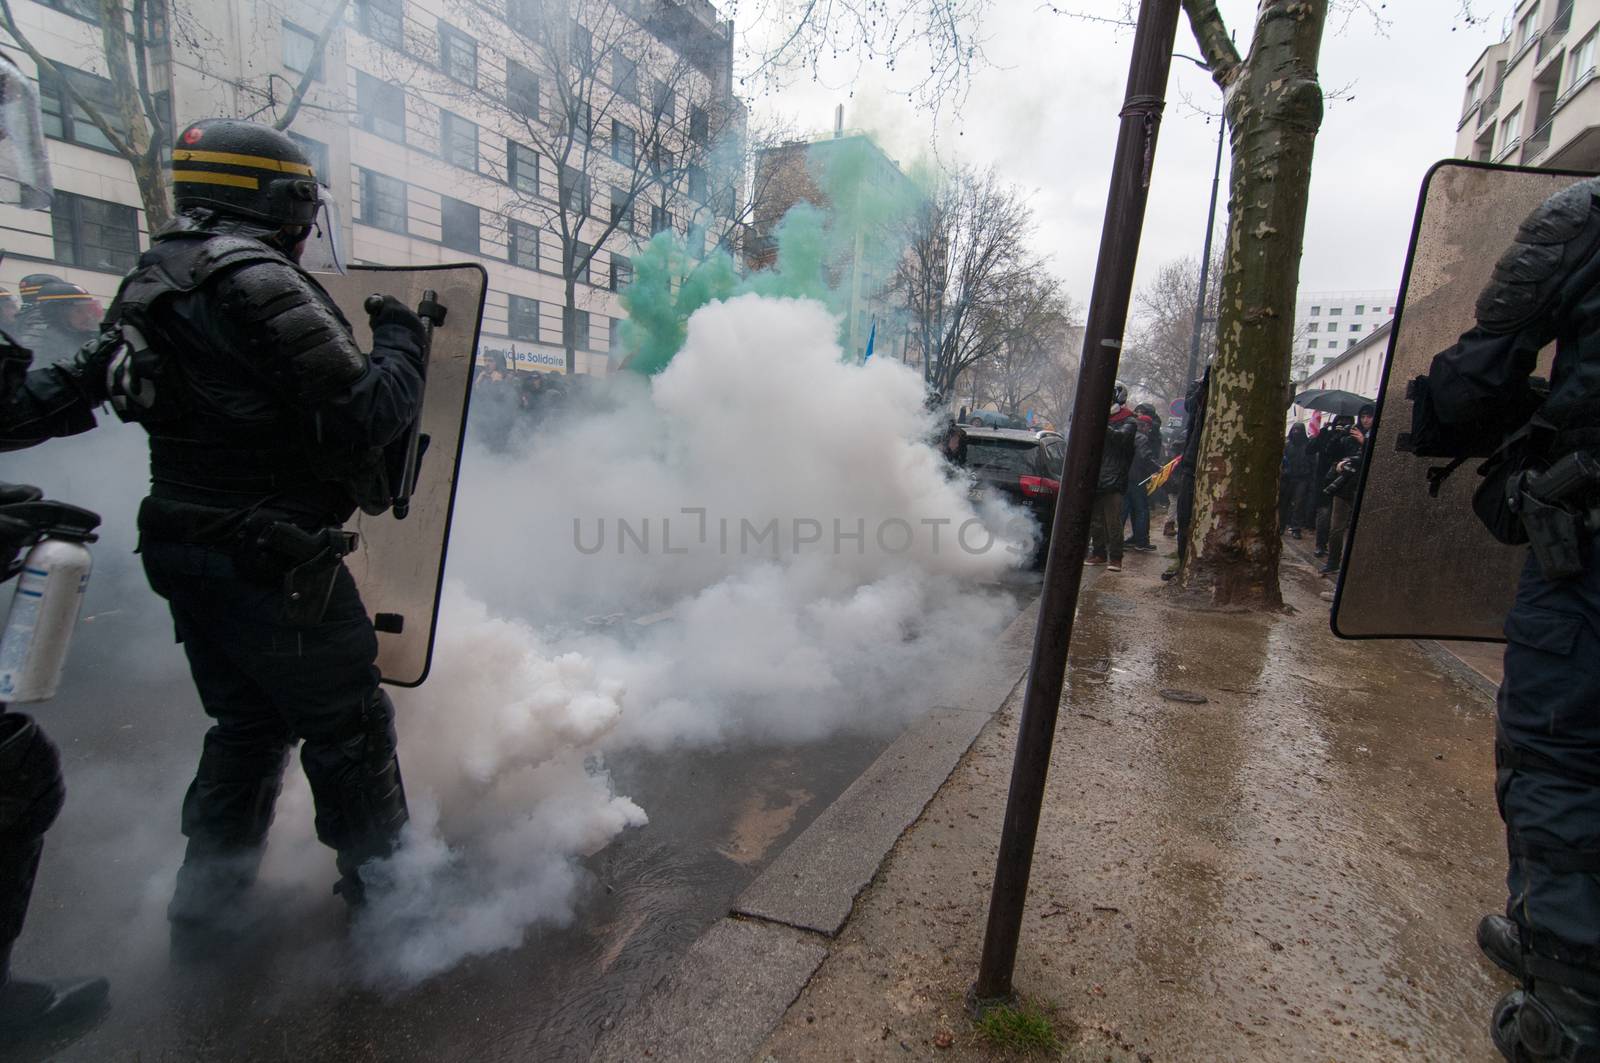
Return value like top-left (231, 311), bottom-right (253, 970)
top-left (1333, 162), bottom-right (1587, 642)
top-left (318, 263), bottom-right (487, 685)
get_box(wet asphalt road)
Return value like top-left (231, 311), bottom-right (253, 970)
top-left (4, 433), bottom-right (1038, 1063)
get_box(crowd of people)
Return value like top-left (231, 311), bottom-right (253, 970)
top-left (1277, 404), bottom-right (1375, 580)
top-left (467, 353), bottom-right (593, 451)
top-left (0, 274), bottom-right (103, 370)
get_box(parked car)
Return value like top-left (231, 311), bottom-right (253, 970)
top-left (956, 427), bottom-right (1065, 568)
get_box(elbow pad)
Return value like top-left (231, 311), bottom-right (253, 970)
top-left (218, 261), bottom-right (366, 400)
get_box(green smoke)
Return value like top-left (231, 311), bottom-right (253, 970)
top-left (617, 134), bottom-right (925, 375)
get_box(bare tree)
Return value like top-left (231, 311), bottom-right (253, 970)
top-left (900, 165), bottom-right (1040, 402)
top-left (977, 274), bottom-right (1076, 420)
top-left (1122, 253), bottom-right (1222, 405)
top-left (0, 0), bottom-right (347, 231)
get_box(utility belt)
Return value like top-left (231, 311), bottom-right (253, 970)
top-left (1502, 451), bottom-right (1600, 581)
top-left (139, 498), bottom-right (358, 626)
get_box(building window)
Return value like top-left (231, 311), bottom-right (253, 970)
top-left (651, 204), bottom-right (671, 234)
top-left (651, 79), bottom-right (674, 121)
top-left (689, 105), bottom-right (709, 145)
top-left (1571, 32), bottom-right (1597, 87)
top-left (51, 191), bottom-right (139, 274)
top-left (610, 185), bottom-right (633, 231)
top-left (1307, 322), bottom-right (1318, 333)
top-left (38, 0), bottom-right (99, 22)
top-left (571, 21), bottom-right (591, 69)
top-left (508, 294), bottom-right (540, 341)
top-left (610, 257), bottom-right (632, 292)
top-left (1348, 339), bottom-right (1357, 349)
top-left (288, 133), bottom-right (329, 183)
top-left (1309, 305), bottom-right (1320, 316)
top-left (1354, 304), bottom-right (1365, 314)
top-left (1501, 105), bottom-right (1524, 152)
top-left (565, 100), bottom-right (592, 145)
top-left (507, 140), bottom-right (539, 195)
top-left (565, 307), bottom-right (590, 350)
top-left (359, 169), bottom-right (407, 233)
top-left (507, 60), bottom-right (539, 119)
top-left (439, 109), bottom-right (478, 170)
top-left (282, 21), bottom-right (321, 78)
top-left (356, 0), bottom-right (403, 48)
top-left (613, 54), bottom-right (638, 102)
top-left (1517, 3), bottom-right (1540, 50)
top-left (357, 72), bottom-right (405, 143)
top-left (687, 164), bottom-right (707, 203)
top-left (1350, 324), bottom-right (1362, 333)
top-left (560, 164), bottom-right (590, 214)
top-left (611, 120), bottom-right (636, 167)
top-left (509, 220), bottom-right (540, 270)
top-left (1329, 306), bottom-right (1342, 316)
top-left (38, 66), bottom-right (126, 152)
top-left (438, 22), bottom-right (477, 86)
top-left (441, 196), bottom-right (479, 253)
top-left (1308, 339), bottom-right (1318, 349)
top-left (1465, 72), bottom-right (1483, 111)
top-left (572, 239), bottom-right (593, 284)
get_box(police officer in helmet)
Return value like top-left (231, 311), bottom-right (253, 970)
top-left (106, 118), bottom-right (426, 941)
top-left (1414, 174), bottom-right (1600, 1060)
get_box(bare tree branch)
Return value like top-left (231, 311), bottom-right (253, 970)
top-left (274, 0), bottom-right (352, 131)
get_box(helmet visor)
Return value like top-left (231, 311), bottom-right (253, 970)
top-left (299, 186), bottom-right (346, 274)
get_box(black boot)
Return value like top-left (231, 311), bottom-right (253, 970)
top-left (167, 838), bottom-right (269, 961)
top-left (1479, 914), bottom-right (1524, 980)
top-left (1493, 983), bottom-right (1600, 1061)
top-left (0, 944), bottom-right (109, 1035)
top-left (305, 692), bottom-right (409, 910)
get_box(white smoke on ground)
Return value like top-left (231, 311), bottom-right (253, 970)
top-left (349, 294), bottom-right (1031, 984)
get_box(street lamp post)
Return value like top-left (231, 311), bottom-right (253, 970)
top-left (1185, 111), bottom-right (1225, 391)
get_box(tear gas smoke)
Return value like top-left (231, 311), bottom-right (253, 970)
top-left (346, 293), bottom-right (1030, 983)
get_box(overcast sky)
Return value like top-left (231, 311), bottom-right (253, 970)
top-left (741, 0), bottom-right (1511, 307)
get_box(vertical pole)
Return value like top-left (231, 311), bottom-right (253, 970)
top-left (971, 0), bottom-right (1183, 1005)
top-left (1184, 112), bottom-right (1226, 391)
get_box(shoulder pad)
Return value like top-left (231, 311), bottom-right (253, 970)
top-left (215, 260), bottom-right (366, 399)
top-left (191, 235), bottom-right (289, 284)
top-left (1476, 178), bottom-right (1600, 334)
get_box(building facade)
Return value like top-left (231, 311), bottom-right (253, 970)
top-left (1457, 0), bottom-right (1600, 170)
top-left (1290, 319), bottom-right (1392, 426)
top-left (0, 0), bottom-right (746, 377)
top-left (1290, 288), bottom-right (1396, 379)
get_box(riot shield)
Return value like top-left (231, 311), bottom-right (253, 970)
top-left (317, 263), bottom-right (487, 685)
top-left (1333, 162), bottom-right (1587, 642)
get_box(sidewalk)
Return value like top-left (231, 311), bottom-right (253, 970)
top-left (756, 548), bottom-right (1511, 1061)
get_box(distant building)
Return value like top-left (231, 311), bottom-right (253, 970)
top-left (1457, 0), bottom-right (1600, 170)
top-left (748, 126), bottom-right (918, 365)
top-left (1291, 289), bottom-right (1396, 379)
top-left (1291, 319), bottom-right (1392, 425)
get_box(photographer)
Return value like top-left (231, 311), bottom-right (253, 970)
top-left (1320, 405), bottom-right (1374, 578)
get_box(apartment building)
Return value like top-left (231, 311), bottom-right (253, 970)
top-left (1457, 0), bottom-right (1600, 170)
top-left (748, 127), bottom-right (917, 365)
top-left (0, 0), bottom-right (746, 376)
top-left (1291, 289), bottom-right (1396, 378)
top-left (1290, 319), bottom-right (1393, 425)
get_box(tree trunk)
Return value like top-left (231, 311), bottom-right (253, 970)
top-left (565, 275), bottom-right (578, 374)
top-left (1177, 0), bottom-right (1327, 608)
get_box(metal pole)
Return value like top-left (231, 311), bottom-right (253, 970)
top-left (1184, 111), bottom-right (1226, 390)
top-left (972, 0), bottom-right (1182, 1005)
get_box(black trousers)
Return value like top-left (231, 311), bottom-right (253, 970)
top-left (0, 712), bottom-right (65, 971)
top-left (1496, 539), bottom-right (1600, 989)
top-left (140, 540), bottom-right (406, 889)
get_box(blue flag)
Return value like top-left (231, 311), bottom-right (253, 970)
top-left (862, 318), bottom-right (877, 363)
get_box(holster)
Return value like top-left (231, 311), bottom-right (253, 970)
top-left (1516, 484), bottom-right (1587, 581)
top-left (234, 517), bottom-right (358, 626)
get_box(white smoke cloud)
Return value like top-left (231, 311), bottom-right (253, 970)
top-left (348, 294), bottom-right (1027, 984)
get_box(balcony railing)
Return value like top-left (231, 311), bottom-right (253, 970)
top-left (1459, 98), bottom-right (1483, 130)
top-left (1509, 31), bottom-right (1543, 73)
top-left (1555, 66), bottom-right (1598, 114)
top-left (1480, 80), bottom-right (1505, 128)
top-left (1523, 116), bottom-right (1555, 162)
top-left (1539, 0), bottom-right (1576, 61)
top-left (1494, 135), bottom-right (1525, 163)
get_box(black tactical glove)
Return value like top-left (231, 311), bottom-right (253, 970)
top-left (0, 483), bottom-right (45, 577)
top-left (366, 294), bottom-right (426, 360)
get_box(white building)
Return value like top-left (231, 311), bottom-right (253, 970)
top-left (1291, 289), bottom-right (1396, 378)
top-left (0, 0), bottom-right (745, 377)
top-left (1457, 0), bottom-right (1600, 169)
top-left (1290, 319), bottom-right (1392, 425)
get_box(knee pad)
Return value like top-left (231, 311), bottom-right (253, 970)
top-left (303, 691), bottom-right (408, 858)
top-left (0, 714), bottom-right (64, 839)
top-left (179, 734), bottom-right (291, 847)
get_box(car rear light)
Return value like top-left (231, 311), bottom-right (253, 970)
top-left (1019, 475), bottom-right (1059, 497)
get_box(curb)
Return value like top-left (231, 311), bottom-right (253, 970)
top-left (590, 593), bottom-right (1046, 1062)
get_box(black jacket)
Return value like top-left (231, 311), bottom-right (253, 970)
top-left (1099, 407), bottom-right (1138, 493)
top-left (1281, 424), bottom-right (1313, 480)
top-left (1131, 415), bottom-right (1161, 480)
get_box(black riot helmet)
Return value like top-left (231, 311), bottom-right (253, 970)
top-left (17, 273), bottom-right (62, 309)
top-left (171, 119), bottom-right (321, 227)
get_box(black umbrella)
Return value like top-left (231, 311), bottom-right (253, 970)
top-left (1293, 388), bottom-right (1373, 416)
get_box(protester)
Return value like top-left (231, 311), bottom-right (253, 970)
top-left (1124, 403), bottom-right (1161, 552)
top-left (1279, 422), bottom-right (1313, 540)
top-left (1308, 413), bottom-right (1354, 559)
top-left (1318, 406), bottom-right (1371, 577)
top-left (1087, 382), bottom-right (1137, 572)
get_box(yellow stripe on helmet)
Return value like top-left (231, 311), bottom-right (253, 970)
top-left (172, 149), bottom-right (314, 176)
top-left (171, 169), bottom-right (260, 190)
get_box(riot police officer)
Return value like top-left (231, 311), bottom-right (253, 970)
top-left (96, 119), bottom-right (426, 942)
top-left (26, 280), bottom-right (102, 368)
top-left (1416, 174), bottom-right (1600, 1060)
